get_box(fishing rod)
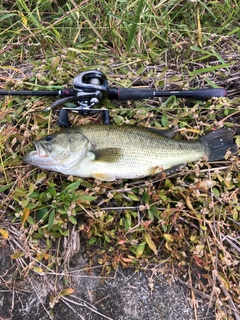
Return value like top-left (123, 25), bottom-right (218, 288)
top-left (0, 70), bottom-right (227, 127)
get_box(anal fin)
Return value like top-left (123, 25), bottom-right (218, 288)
top-left (93, 173), bottom-right (116, 181)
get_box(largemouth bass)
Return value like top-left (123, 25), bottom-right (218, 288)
top-left (23, 125), bottom-right (238, 181)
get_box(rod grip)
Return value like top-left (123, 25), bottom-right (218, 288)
top-left (108, 88), bottom-right (155, 100)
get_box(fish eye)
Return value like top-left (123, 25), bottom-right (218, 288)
top-left (45, 135), bottom-right (53, 142)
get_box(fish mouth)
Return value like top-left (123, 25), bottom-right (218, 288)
top-left (23, 141), bottom-right (86, 171)
top-left (33, 142), bottom-right (49, 158)
top-left (23, 143), bottom-right (58, 169)
top-left (23, 150), bottom-right (39, 165)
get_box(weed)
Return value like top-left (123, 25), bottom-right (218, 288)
top-left (0, 0), bottom-right (240, 319)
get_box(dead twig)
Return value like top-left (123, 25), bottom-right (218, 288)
top-left (214, 271), bottom-right (240, 320)
top-left (60, 295), bottom-right (114, 320)
top-left (188, 267), bottom-right (198, 320)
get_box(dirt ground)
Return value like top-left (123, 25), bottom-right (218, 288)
top-left (0, 243), bottom-right (215, 320)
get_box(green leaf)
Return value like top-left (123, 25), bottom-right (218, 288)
top-left (35, 173), bottom-right (47, 184)
top-left (32, 266), bottom-right (43, 274)
top-left (235, 135), bottom-right (240, 144)
top-left (125, 212), bottom-right (132, 230)
top-left (126, 0), bottom-right (144, 51)
top-left (27, 216), bottom-right (35, 225)
top-left (148, 209), bottom-right (154, 220)
top-left (21, 199), bottom-right (29, 208)
top-left (128, 193), bottom-right (139, 201)
top-left (11, 252), bottom-right (26, 259)
top-left (0, 228), bottom-right (9, 239)
top-left (21, 207), bottom-right (30, 226)
top-left (212, 187), bottom-right (220, 197)
top-left (48, 210), bottom-right (55, 231)
top-left (48, 187), bottom-right (57, 197)
top-left (142, 191), bottom-right (150, 204)
top-left (190, 46), bottom-right (225, 63)
top-left (0, 183), bottom-right (13, 192)
top-left (60, 288), bottom-right (74, 296)
top-left (136, 241), bottom-right (146, 258)
top-left (232, 209), bottom-right (238, 221)
top-left (68, 215), bottom-right (77, 225)
top-left (36, 208), bottom-right (49, 220)
top-left (189, 63), bottom-right (233, 76)
top-left (59, 229), bottom-right (69, 236)
top-left (150, 205), bottom-right (161, 220)
top-left (0, 13), bottom-right (18, 22)
top-left (79, 194), bottom-right (97, 202)
top-left (64, 180), bottom-right (82, 193)
top-left (104, 234), bottom-right (111, 243)
top-left (13, 187), bottom-right (27, 197)
top-left (28, 192), bottom-right (40, 198)
top-left (145, 232), bottom-right (158, 255)
top-left (161, 114), bottom-right (168, 127)
top-left (163, 234), bottom-right (174, 243)
top-left (88, 237), bottom-right (97, 245)
top-left (50, 57), bottom-right (60, 72)
top-left (113, 115), bottom-right (124, 125)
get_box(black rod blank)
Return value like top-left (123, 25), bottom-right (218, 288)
top-left (0, 87), bottom-right (227, 100)
top-left (108, 87), bottom-right (227, 101)
top-left (0, 90), bottom-right (60, 96)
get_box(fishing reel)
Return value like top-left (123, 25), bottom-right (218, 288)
top-left (0, 69), bottom-right (228, 127)
top-left (53, 70), bottom-right (110, 127)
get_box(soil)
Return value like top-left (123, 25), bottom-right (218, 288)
top-left (0, 243), bottom-right (215, 320)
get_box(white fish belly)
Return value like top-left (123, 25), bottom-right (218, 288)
top-left (68, 147), bottom-right (205, 179)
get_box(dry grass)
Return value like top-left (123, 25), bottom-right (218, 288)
top-left (0, 0), bottom-right (240, 319)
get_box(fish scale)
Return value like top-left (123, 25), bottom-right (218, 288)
top-left (23, 124), bottom-right (238, 181)
top-left (79, 125), bottom-right (205, 172)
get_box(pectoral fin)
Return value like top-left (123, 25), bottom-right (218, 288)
top-left (90, 148), bottom-right (123, 163)
top-left (92, 173), bottom-right (116, 181)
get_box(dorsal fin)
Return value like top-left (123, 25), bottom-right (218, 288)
top-left (147, 127), bottom-right (178, 138)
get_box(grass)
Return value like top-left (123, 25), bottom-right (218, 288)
top-left (0, 0), bottom-right (240, 319)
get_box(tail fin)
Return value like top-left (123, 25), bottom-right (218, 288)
top-left (200, 128), bottom-right (238, 161)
